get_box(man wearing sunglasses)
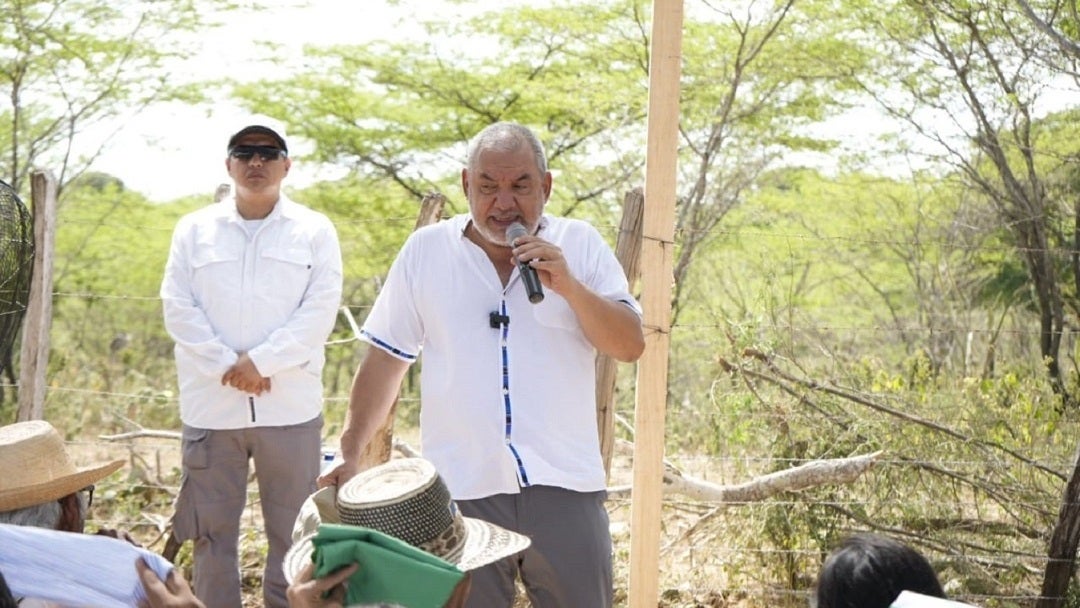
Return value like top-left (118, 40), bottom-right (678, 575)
top-left (160, 116), bottom-right (344, 608)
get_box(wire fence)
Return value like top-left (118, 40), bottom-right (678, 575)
top-left (4, 208), bottom-right (1078, 607)
top-left (26, 424), bottom-right (1067, 607)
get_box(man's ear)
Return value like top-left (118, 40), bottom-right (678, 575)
top-left (57, 493), bottom-right (83, 533)
top-left (461, 168), bottom-right (470, 197)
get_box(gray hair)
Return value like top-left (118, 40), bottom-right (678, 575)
top-left (466, 122), bottom-right (548, 175)
top-left (0, 500), bottom-right (63, 529)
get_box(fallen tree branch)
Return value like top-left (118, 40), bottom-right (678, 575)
top-left (608, 450), bottom-right (881, 501)
top-left (722, 351), bottom-right (1063, 481)
top-left (101, 426), bottom-right (877, 504)
top-left (100, 429), bottom-right (182, 441)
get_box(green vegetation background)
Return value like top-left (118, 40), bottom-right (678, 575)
top-left (4, 0), bottom-right (1080, 605)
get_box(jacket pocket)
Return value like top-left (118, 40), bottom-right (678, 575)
top-left (259, 247), bottom-right (313, 301)
top-left (261, 246), bottom-right (313, 268)
top-left (191, 248), bottom-right (241, 269)
top-left (190, 248), bottom-right (243, 300)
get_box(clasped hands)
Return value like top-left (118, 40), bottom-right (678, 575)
top-left (221, 352), bottom-right (271, 395)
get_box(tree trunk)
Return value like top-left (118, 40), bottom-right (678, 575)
top-left (1038, 445), bottom-right (1080, 608)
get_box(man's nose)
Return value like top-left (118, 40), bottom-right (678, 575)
top-left (494, 189), bottom-right (516, 208)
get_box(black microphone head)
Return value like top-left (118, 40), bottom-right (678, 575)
top-left (506, 222), bottom-right (528, 244)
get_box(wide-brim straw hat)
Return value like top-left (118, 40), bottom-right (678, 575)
top-left (284, 458), bottom-right (530, 583)
top-left (0, 420), bottom-right (125, 512)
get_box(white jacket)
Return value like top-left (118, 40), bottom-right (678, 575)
top-left (160, 195), bottom-right (343, 429)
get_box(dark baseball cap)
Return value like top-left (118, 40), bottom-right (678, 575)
top-left (227, 120), bottom-right (288, 154)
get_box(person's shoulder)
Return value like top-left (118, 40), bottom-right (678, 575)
top-left (542, 215), bottom-right (604, 243)
top-left (279, 197), bottom-right (328, 219)
top-left (278, 197), bottom-right (338, 229)
top-left (544, 215), bottom-right (596, 231)
top-left (389, 215), bottom-right (466, 265)
top-left (184, 200), bottom-right (230, 217)
top-left (411, 214), bottom-right (468, 241)
top-left (175, 201), bottom-right (230, 228)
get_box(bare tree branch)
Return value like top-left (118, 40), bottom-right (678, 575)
top-left (607, 439), bottom-right (881, 501)
top-left (1014, 0), bottom-right (1080, 61)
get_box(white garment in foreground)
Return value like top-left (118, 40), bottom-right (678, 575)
top-left (892, 591), bottom-right (980, 607)
top-left (0, 523), bottom-right (173, 607)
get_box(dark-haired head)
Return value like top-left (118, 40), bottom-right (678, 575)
top-left (0, 569), bottom-right (16, 608)
top-left (815, 533), bottom-right (946, 608)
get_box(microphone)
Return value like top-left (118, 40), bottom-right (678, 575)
top-left (489, 311), bottom-right (510, 328)
top-left (506, 222), bottom-right (545, 304)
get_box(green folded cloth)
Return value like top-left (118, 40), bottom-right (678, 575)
top-left (311, 523), bottom-right (465, 608)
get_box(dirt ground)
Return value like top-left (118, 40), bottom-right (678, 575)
top-left (77, 431), bottom-right (770, 608)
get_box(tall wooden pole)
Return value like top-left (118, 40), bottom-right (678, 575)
top-left (17, 170), bottom-right (57, 422)
top-left (629, 1), bottom-right (683, 606)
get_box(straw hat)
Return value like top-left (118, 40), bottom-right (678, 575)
top-left (284, 458), bottom-right (530, 582)
top-left (0, 421), bottom-right (124, 512)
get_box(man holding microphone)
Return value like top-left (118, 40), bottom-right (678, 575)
top-left (323, 121), bottom-right (643, 608)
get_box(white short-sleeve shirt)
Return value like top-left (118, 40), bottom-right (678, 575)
top-left (361, 214), bottom-right (642, 499)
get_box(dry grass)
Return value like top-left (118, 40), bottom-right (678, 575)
top-left (76, 431), bottom-right (804, 608)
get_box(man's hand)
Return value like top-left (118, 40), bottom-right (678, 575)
top-left (136, 558), bottom-right (205, 608)
top-left (509, 233), bottom-right (576, 296)
top-left (317, 460), bottom-right (361, 489)
top-left (221, 352), bottom-right (271, 395)
top-left (286, 562), bottom-right (359, 608)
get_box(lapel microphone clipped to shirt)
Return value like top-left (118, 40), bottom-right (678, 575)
top-left (490, 223), bottom-right (544, 330)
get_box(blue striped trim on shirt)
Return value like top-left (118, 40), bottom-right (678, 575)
top-left (498, 300), bottom-right (530, 486)
top-left (360, 329), bottom-right (417, 361)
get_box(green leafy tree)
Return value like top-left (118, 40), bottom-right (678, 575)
top-left (42, 175), bottom-right (185, 426)
top-left (839, 0), bottom-right (1079, 401)
top-left (667, 0), bottom-right (867, 320)
top-left (0, 0), bottom-right (238, 196)
top-left (237, 1), bottom-right (650, 215)
top-left (240, 0), bottom-right (866, 324)
top-left (1015, 0), bottom-right (1080, 63)
top-left (827, 0), bottom-right (1080, 601)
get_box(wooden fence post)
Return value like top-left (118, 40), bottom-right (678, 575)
top-left (598, 188), bottom-right (644, 478)
top-left (17, 170), bottom-right (57, 422)
top-left (358, 192), bottom-right (446, 469)
top-left (630, 0), bottom-right (684, 605)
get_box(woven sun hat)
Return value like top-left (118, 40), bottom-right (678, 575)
top-left (284, 458), bottom-right (530, 585)
top-left (335, 458), bottom-right (531, 571)
top-left (0, 420), bottom-right (124, 512)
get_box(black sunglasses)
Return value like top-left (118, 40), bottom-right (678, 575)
top-left (229, 145), bottom-right (287, 162)
top-left (82, 484), bottom-right (95, 509)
